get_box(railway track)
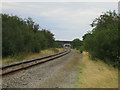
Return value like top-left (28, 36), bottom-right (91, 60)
top-left (1, 49), bottom-right (71, 76)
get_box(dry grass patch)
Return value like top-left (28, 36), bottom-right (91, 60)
top-left (25, 48), bottom-right (64, 60)
top-left (76, 52), bottom-right (118, 88)
top-left (2, 48), bottom-right (63, 65)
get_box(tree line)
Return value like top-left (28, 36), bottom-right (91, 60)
top-left (72, 11), bottom-right (119, 68)
top-left (2, 14), bottom-right (59, 57)
top-left (2, 11), bottom-right (120, 67)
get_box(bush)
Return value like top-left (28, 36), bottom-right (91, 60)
top-left (82, 11), bottom-right (119, 67)
top-left (2, 14), bottom-right (56, 57)
top-left (72, 38), bottom-right (83, 50)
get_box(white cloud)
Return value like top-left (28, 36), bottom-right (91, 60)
top-left (2, 2), bottom-right (118, 40)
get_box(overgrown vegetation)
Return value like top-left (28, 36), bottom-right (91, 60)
top-left (72, 39), bottom-right (83, 53)
top-left (2, 14), bottom-right (60, 58)
top-left (74, 11), bottom-right (119, 67)
top-left (76, 52), bottom-right (118, 88)
top-left (72, 39), bottom-right (82, 50)
top-left (2, 48), bottom-right (63, 65)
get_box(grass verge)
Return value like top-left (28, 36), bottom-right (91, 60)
top-left (76, 52), bottom-right (118, 88)
top-left (2, 48), bottom-right (63, 65)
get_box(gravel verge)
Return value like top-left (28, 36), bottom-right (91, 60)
top-left (2, 49), bottom-right (82, 88)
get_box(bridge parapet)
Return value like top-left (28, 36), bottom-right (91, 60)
top-left (55, 40), bottom-right (72, 47)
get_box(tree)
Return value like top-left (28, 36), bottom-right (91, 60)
top-left (2, 14), bottom-right (56, 57)
top-left (72, 39), bottom-right (82, 50)
top-left (83, 11), bottom-right (119, 67)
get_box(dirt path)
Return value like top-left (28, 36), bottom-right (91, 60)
top-left (2, 49), bottom-right (82, 88)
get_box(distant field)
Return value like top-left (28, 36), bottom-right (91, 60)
top-left (76, 52), bottom-right (118, 88)
top-left (2, 48), bottom-right (63, 65)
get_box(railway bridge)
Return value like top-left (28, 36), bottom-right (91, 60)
top-left (55, 40), bottom-right (72, 48)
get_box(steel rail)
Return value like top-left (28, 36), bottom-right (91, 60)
top-left (1, 49), bottom-right (71, 76)
top-left (1, 50), bottom-right (66, 70)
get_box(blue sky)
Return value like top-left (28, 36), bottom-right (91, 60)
top-left (2, 2), bottom-right (118, 41)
